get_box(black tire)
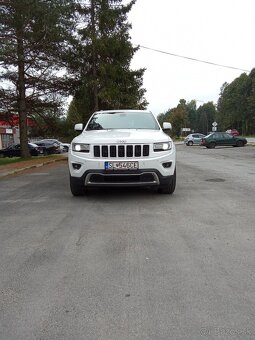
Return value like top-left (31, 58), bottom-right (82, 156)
top-left (209, 142), bottom-right (216, 149)
top-left (187, 141), bottom-right (193, 146)
top-left (70, 175), bottom-right (85, 196)
top-left (236, 140), bottom-right (244, 147)
top-left (158, 168), bottom-right (176, 194)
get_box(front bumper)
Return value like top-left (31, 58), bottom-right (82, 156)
top-left (69, 151), bottom-right (176, 187)
top-left (69, 169), bottom-right (174, 188)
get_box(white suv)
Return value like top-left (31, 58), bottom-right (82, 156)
top-left (68, 110), bottom-right (176, 195)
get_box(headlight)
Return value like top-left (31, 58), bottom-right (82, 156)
top-left (153, 141), bottom-right (172, 151)
top-left (72, 143), bottom-right (90, 152)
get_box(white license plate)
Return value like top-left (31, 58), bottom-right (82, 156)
top-left (105, 161), bottom-right (138, 170)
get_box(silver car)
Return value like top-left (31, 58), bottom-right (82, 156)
top-left (184, 133), bottom-right (205, 146)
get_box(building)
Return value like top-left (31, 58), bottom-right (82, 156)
top-left (0, 113), bottom-right (35, 149)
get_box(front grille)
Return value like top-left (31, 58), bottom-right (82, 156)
top-left (93, 144), bottom-right (150, 158)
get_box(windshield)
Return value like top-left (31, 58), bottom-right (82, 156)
top-left (86, 111), bottom-right (160, 130)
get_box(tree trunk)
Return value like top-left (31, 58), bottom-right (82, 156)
top-left (17, 27), bottom-right (30, 158)
top-left (91, 0), bottom-right (98, 112)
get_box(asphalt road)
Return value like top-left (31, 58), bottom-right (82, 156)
top-left (0, 145), bottom-right (255, 340)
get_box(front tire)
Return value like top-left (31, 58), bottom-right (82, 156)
top-left (158, 168), bottom-right (176, 194)
top-left (187, 141), bottom-right (193, 146)
top-left (209, 142), bottom-right (216, 149)
top-left (236, 140), bottom-right (244, 147)
top-left (70, 175), bottom-right (85, 196)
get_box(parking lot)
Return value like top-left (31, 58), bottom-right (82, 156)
top-left (0, 144), bottom-right (255, 339)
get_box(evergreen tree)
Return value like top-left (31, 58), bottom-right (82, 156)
top-left (197, 102), bottom-right (216, 134)
top-left (185, 100), bottom-right (197, 132)
top-left (217, 70), bottom-right (255, 135)
top-left (168, 100), bottom-right (189, 137)
top-left (245, 68), bottom-right (255, 134)
top-left (68, 0), bottom-right (147, 124)
top-left (0, 0), bottom-right (75, 157)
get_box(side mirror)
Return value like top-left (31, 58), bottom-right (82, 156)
top-left (163, 122), bottom-right (172, 130)
top-left (74, 123), bottom-right (83, 131)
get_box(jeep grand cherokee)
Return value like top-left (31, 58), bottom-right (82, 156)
top-left (68, 110), bottom-right (176, 195)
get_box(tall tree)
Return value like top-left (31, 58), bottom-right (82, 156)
top-left (245, 68), bottom-right (255, 135)
top-left (185, 100), bottom-right (197, 131)
top-left (68, 0), bottom-right (147, 124)
top-left (0, 0), bottom-right (75, 157)
top-left (197, 102), bottom-right (216, 134)
top-left (167, 100), bottom-right (189, 137)
top-left (217, 71), bottom-right (255, 135)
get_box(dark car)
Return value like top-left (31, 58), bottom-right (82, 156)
top-left (39, 139), bottom-right (71, 152)
top-left (200, 132), bottom-right (247, 148)
top-left (0, 143), bottom-right (43, 158)
top-left (34, 140), bottom-right (61, 155)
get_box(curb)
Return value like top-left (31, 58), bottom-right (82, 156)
top-left (0, 157), bottom-right (67, 178)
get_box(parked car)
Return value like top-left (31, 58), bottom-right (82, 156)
top-left (36, 139), bottom-right (70, 152)
top-left (226, 129), bottom-right (239, 136)
top-left (0, 143), bottom-right (43, 158)
top-left (60, 142), bottom-right (70, 152)
top-left (184, 133), bottom-right (205, 146)
top-left (36, 139), bottom-right (63, 153)
top-left (200, 132), bottom-right (247, 148)
top-left (34, 140), bottom-right (61, 155)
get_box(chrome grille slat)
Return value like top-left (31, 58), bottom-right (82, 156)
top-left (93, 145), bottom-right (149, 158)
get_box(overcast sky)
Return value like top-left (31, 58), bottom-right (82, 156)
top-left (127, 0), bottom-right (255, 116)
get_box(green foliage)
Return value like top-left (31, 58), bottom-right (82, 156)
top-left (217, 69), bottom-right (255, 135)
top-left (67, 0), bottom-right (148, 124)
top-left (0, 157), bottom-right (26, 166)
top-left (1, 0), bottom-right (75, 104)
top-left (185, 99), bottom-right (197, 131)
top-left (165, 100), bottom-right (190, 137)
top-left (0, 0), bottom-right (76, 157)
top-left (158, 99), bottom-right (216, 137)
top-left (197, 102), bottom-right (216, 134)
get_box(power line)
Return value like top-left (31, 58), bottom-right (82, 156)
top-left (134, 45), bottom-right (250, 72)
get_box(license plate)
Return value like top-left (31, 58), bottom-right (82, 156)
top-left (105, 161), bottom-right (138, 170)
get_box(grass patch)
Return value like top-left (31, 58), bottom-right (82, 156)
top-left (0, 155), bottom-right (63, 166)
top-left (0, 157), bottom-right (27, 166)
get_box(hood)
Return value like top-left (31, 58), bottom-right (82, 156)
top-left (73, 129), bottom-right (171, 144)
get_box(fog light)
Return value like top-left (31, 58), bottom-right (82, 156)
top-left (162, 162), bottom-right (172, 168)
top-left (72, 163), bottom-right (82, 170)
